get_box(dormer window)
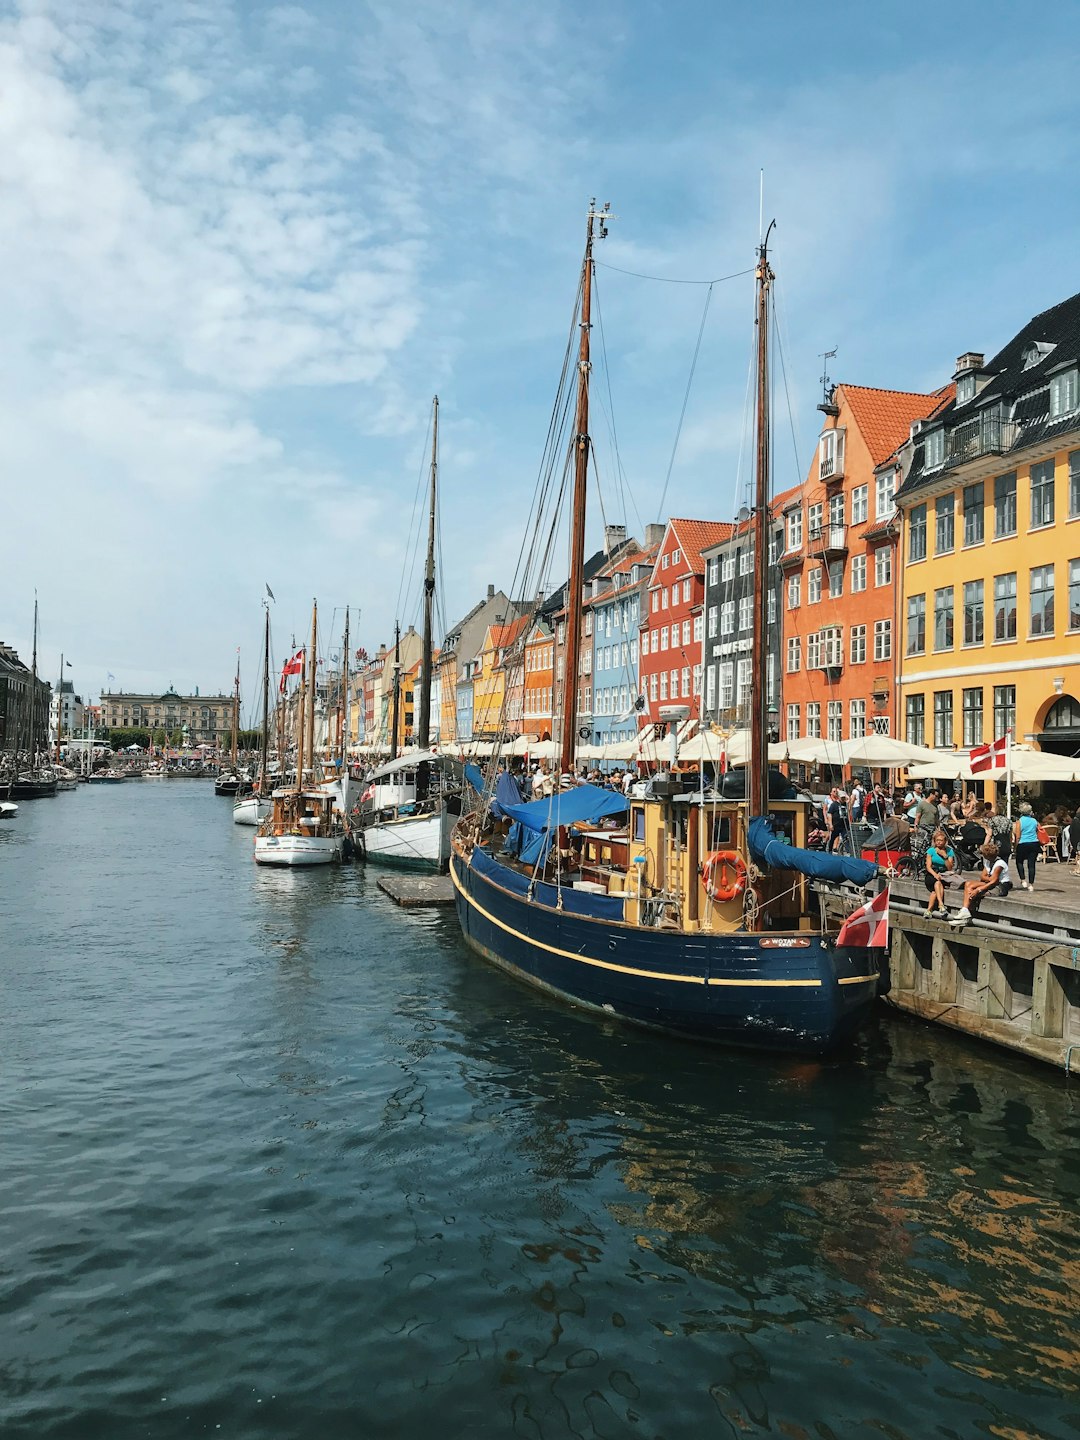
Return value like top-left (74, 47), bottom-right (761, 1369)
top-left (956, 373), bottom-right (976, 405)
top-left (1050, 367), bottom-right (1078, 419)
top-left (1022, 340), bottom-right (1056, 370)
top-left (924, 427), bottom-right (945, 469)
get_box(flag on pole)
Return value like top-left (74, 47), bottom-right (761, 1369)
top-left (265, 583), bottom-right (275, 601)
top-left (836, 886), bottom-right (890, 949)
top-left (969, 734), bottom-right (1009, 772)
top-left (279, 647), bottom-right (304, 693)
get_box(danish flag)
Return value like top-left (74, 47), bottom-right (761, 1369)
top-left (837, 886), bottom-right (890, 949)
top-left (969, 733), bottom-right (1009, 772)
top-left (279, 647), bottom-right (304, 693)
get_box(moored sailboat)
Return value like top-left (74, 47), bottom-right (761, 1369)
top-left (449, 208), bottom-right (884, 1054)
top-left (234, 604), bottom-right (273, 826)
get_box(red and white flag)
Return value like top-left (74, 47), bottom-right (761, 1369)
top-left (969, 733), bottom-right (1009, 772)
top-left (837, 886), bottom-right (889, 949)
top-left (279, 647), bottom-right (304, 693)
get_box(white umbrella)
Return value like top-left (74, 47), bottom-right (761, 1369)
top-left (780, 736), bottom-right (847, 765)
top-left (839, 735), bottom-right (940, 767)
top-left (908, 748), bottom-right (1080, 783)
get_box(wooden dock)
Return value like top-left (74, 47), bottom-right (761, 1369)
top-left (824, 863), bottom-right (1080, 1071)
top-left (376, 873), bottom-right (455, 908)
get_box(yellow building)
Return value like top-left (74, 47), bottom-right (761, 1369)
top-left (470, 617), bottom-right (528, 738)
top-left (895, 295), bottom-right (1080, 758)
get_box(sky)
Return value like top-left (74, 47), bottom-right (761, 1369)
top-left (2, 0), bottom-right (1079, 712)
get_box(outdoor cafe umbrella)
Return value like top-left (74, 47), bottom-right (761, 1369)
top-left (838, 735), bottom-right (940, 767)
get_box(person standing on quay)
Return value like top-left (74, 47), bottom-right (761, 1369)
top-left (1012, 802), bottom-right (1041, 891)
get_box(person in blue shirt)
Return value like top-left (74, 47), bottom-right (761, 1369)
top-left (1011, 802), bottom-right (1041, 891)
top-left (923, 828), bottom-right (959, 917)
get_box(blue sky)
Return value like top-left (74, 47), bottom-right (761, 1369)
top-left (2, 0), bottom-right (1078, 709)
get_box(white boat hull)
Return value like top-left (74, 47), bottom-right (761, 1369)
top-left (360, 808), bottom-right (451, 869)
top-left (254, 834), bottom-right (342, 866)
top-left (233, 795), bottom-right (272, 826)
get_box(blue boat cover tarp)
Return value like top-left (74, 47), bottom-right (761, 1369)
top-left (748, 815), bottom-right (877, 887)
top-left (500, 784), bottom-right (628, 834)
top-left (491, 768), bottom-right (526, 819)
top-left (471, 844), bottom-right (626, 920)
top-left (464, 763), bottom-right (485, 795)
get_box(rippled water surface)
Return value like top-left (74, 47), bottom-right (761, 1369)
top-left (2, 783), bottom-right (1078, 1439)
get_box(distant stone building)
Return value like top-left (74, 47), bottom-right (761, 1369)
top-left (50, 679), bottom-right (86, 745)
top-left (99, 687), bottom-right (232, 743)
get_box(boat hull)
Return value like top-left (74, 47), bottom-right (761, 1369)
top-left (233, 796), bottom-right (272, 826)
top-left (359, 808), bottom-right (451, 870)
top-left (450, 848), bottom-right (880, 1054)
top-left (8, 778), bottom-right (58, 798)
top-left (254, 834), bottom-right (342, 866)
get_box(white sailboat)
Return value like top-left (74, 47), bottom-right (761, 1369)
top-left (255, 601), bottom-right (346, 866)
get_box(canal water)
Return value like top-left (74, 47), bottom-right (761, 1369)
top-left (2, 783), bottom-right (1077, 1439)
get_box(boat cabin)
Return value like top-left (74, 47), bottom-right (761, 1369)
top-left (259, 789), bottom-right (341, 840)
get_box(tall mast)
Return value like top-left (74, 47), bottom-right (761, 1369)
top-left (231, 653), bottom-right (240, 770)
top-left (294, 642), bottom-right (306, 796)
top-left (749, 223), bottom-right (775, 830)
top-left (389, 621), bottom-right (401, 761)
top-left (339, 608), bottom-right (350, 772)
top-left (29, 593), bottom-right (39, 757)
top-left (417, 396), bottom-right (438, 752)
top-left (559, 201), bottom-right (609, 776)
top-left (55, 651), bottom-right (64, 762)
top-left (260, 607), bottom-right (270, 788)
top-left (306, 600), bottom-right (318, 780)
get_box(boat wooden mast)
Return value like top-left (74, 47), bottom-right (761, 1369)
top-left (306, 601), bottom-right (318, 783)
top-left (259, 607), bottom-right (270, 791)
top-left (294, 643), bottom-right (306, 797)
top-left (54, 651), bottom-right (64, 763)
top-left (559, 202), bottom-right (609, 777)
top-left (389, 621), bottom-right (401, 761)
top-left (339, 607), bottom-right (350, 772)
top-left (231, 654), bottom-right (240, 771)
top-left (417, 396), bottom-right (438, 798)
top-left (748, 223), bottom-right (775, 928)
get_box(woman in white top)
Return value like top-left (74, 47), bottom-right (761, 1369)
top-left (950, 842), bottom-right (1011, 925)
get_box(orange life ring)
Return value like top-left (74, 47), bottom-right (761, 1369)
top-left (700, 849), bottom-right (747, 903)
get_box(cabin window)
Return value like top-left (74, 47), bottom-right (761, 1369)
top-left (633, 808), bottom-right (646, 842)
top-left (709, 815), bottom-right (733, 848)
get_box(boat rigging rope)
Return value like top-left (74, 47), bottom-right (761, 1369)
top-left (654, 282), bottom-right (714, 523)
top-left (596, 262), bottom-right (755, 287)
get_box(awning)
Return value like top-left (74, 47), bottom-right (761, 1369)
top-left (500, 783), bottom-right (629, 834)
top-left (368, 750), bottom-right (441, 780)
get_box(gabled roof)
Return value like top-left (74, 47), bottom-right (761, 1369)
top-left (662, 518), bottom-right (735, 577)
top-left (488, 615), bottom-right (530, 649)
top-left (770, 482), bottom-right (802, 514)
top-left (839, 383), bottom-right (954, 468)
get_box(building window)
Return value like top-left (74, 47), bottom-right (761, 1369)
top-left (681, 619), bottom-right (691, 646)
top-left (829, 493), bottom-right (844, 529)
top-left (692, 664), bottom-right (701, 697)
top-left (641, 631), bottom-right (650, 656)
top-left (808, 502), bottom-right (823, 538)
top-left (661, 588), bottom-right (668, 609)
top-left (707, 557), bottom-right (719, 586)
top-left (662, 553), bottom-right (669, 569)
top-left (672, 548), bottom-right (681, 563)
top-left (681, 666), bottom-right (691, 698)
top-left (851, 554), bottom-right (866, 592)
top-left (1031, 460), bottom-right (1055, 529)
top-left (738, 548), bottom-right (752, 577)
top-left (827, 700), bottom-right (842, 741)
top-left (651, 591), bottom-right (659, 613)
top-left (962, 688), bottom-right (984, 747)
top-left (720, 663), bottom-right (734, 709)
top-left (660, 625), bottom-right (669, 650)
top-left (767, 592), bottom-right (776, 624)
top-left (822, 626), bottom-right (843, 667)
top-left (692, 615), bottom-right (703, 643)
top-left (909, 504), bottom-right (927, 562)
top-left (670, 670), bottom-right (679, 699)
top-left (924, 428), bottom-right (945, 469)
top-left (786, 704), bottom-right (800, 740)
top-left (683, 579), bottom-right (691, 603)
top-left (874, 619), bottom-right (892, 661)
top-left (956, 373), bottom-right (976, 405)
top-left (705, 666), bottom-right (717, 713)
top-left (993, 572), bottom-right (1017, 641)
top-left (935, 494), bottom-right (955, 554)
top-left (933, 586), bottom-right (954, 651)
top-left (808, 567), bottom-right (822, 604)
top-left (650, 673), bottom-right (659, 702)
top-left (786, 509), bottom-right (803, 551)
top-left (851, 485), bottom-right (868, 525)
top-left (874, 547), bottom-right (892, 588)
top-left (963, 579), bottom-right (984, 646)
top-left (1030, 564), bottom-right (1055, 636)
top-left (828, 560), bottom-right (843, 598)
top-left (994, 472), bottom-right (1017, 537)
top-left (906, 594), bottom-right (926, 655)
top-left (721, 554), bottom-right (735, 582)
top-left (1070, 451), bottom-right (1080, 519)
top-left (806, 702), bottom-right (821, 738)
top-left (786, 636), bottom-right (801, 672)
top-left (933, 691), bottom-right (954, 748)
top-left (993, 685), bottom-right (1015, 737)
top-left (720, 603), bottom-right (734, 636)
top-left (850, 624), bottom-right (866, 664)
top-left (905, 694), bottom-right (925, 747)
top-left (1070, 559), bottom-right (1080, 631)
top-left (1050, 367), bottom-right (1078, 418)
top-left (806, 631), bottom-right (821, 670)
top-left (850, 698), bottom-right (866, 739)
top-left (963, 482), bottom-right (984, 546)
top-left (659, 672), bottom-right (668, 701)
top-left (876, 472), bottom-right (895, 520)
top-left (788, 574), bottom-right (801, 609)
top-left (707, 607), bottom-right (717, 638)
top-left (737, 596), bottom-right (752, 632)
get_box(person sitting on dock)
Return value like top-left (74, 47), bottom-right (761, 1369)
top-left (949, 842), bottom-right (1012, 926)
top-left (923, 828), bottom-right (961, 917)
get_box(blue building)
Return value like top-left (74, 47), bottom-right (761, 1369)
top-left (586, 534), bottom-right (661, 752)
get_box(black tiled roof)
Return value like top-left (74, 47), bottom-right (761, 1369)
top-left (897, 289), bottom-right (1080, 501)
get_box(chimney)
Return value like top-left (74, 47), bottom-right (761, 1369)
top-left (604, 523), bottom-right (627, 554)
top-left (487, 583), bottom-right (495, 600)
top-left (644, 522), bottom-right (665, 548)
top-left (954, 352), bottom-right (984, 376)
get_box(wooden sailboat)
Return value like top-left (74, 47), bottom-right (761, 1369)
top-left (234, 606), bottom-right (273, 825)
top-left (356, 397), bottom-right (459, 870)
top-left (214, 656), bottom-right (243, 795)
top-left (255, 600), bottom-right (347, 866)
top-left (448, 209), bottom-right (884, 1054)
